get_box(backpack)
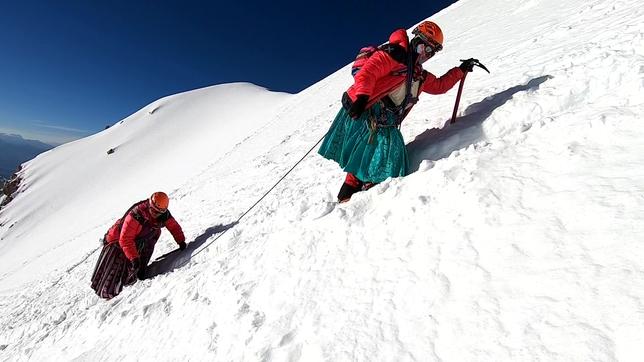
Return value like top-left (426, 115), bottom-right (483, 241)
top-left (349, 41), bottom-right (417, 124)
top-left (351, 46), bottom-right (379, 77)
top-left (350, 43), bottom-right (409, 78)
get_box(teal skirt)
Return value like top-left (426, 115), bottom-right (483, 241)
top-left (318, 103), bottom-right (409, 183)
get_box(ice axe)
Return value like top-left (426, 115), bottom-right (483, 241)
top-left (450, 59), bottom-right (490, 124)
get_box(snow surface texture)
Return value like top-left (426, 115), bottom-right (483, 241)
top-left (2, 0), bottom-right (644, 360)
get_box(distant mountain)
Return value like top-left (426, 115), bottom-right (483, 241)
top-left (0, 133), bottom-right (52, 179)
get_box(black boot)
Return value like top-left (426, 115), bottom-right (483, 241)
top-left (338, 182), bottom-right (362, 203)
top-left (362, 182), bottom-right (377, 191)
top-left (137, 265), bottom-right (147, 280)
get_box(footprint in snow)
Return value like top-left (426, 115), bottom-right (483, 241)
top-left (279, 330), bottom-right (296, 346)
top-left (252, 311), bottom-right (265, 330)
top-left (302, 201), bottom-right (336, 220)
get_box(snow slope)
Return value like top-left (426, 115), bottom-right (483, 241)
top-left (0, 83), bottom-right (290, 290)
top-left (2, 0), bottom-right (644, 360)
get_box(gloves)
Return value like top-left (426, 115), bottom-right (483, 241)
top-left (348, 94), bottom-right (369, 119)
top-left (459, 58), bottom-right (477, 73)
top-left (178, 240), bottom-right (187, 251)
top-left (137, 268), bottom-right (147, 280)
top-left (130, 257), bottom-right (141, 271)
top-left (125, 257), bottom-right (141, 285)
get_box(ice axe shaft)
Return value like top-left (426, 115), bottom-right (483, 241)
top-left (450, 59), bottom-right (489, 124)
top-left (450, 72), bottom-right (467, 124)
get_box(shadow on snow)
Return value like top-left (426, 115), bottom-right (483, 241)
top-left (144, 221), bottom-right (238, 279)
top-left (407, 75), bottom-right (552, 172)
top-left (141, 76), bottom-right (551, 278)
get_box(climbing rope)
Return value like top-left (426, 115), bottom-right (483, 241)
top-left (40, 132), bottom-right (327, 295)
top-left (189, 132), bottom-right (327, 258)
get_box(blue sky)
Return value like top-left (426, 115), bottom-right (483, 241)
top-left (0, 0), bottom-right (456, 145)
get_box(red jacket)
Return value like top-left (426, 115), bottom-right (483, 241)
top-left (347, 29), bottom-right (464, 112)
top-left (106, 200), bottom-right (185, 261)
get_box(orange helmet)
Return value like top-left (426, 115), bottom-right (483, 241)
top-left (149, 191), bottom-right (169, 212)
top-left (412, 21), bottom-right (444, 46)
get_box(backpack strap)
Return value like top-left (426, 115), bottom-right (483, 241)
top-left (387, 38), bottom-right (416, 126)
top-left (115, 200), bottom-right (146, 230)
top-left (127, 200), bottom-right (147, 225)
top-left (379, 43), bottom-right (407, 64)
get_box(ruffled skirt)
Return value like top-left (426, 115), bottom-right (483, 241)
top-left (318, 103), bottom-right (408, 183)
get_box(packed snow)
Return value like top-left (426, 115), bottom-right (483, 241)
top-left (1, 0), bottom-right (644, 360)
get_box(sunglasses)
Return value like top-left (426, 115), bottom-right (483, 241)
top-left (416, 40), bottom-right (443, 57)
top-left (149, 203), bottom-right (167, 215)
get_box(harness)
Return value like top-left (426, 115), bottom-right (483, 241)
top-left (365, 48), bottom-right (424, 143)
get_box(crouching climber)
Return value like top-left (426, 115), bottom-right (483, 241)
top-left (91, 191), bottom-right (186, 299)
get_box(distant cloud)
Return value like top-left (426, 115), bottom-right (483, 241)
top-left (0, 120), bottom-right (94, 146)
top-left (38, 124), bottom-right (91, 133)
top-left (31, 120), bottom-right (91, 134)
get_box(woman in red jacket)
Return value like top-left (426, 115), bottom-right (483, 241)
top-left (318, 21), bottom-right (475, 202)
top-left (91, 191), bottom-right (186, 299)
